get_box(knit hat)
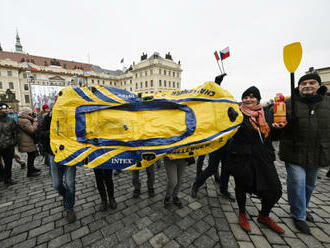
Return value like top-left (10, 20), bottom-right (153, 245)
top-left (298, 73), bottom-right (321, 85)
top-left (42, 104), bottom-right (49, 110)
top-left (241, 86), bottom-right (261, 102)
top-left (0, 102), bottom-right (9, 110)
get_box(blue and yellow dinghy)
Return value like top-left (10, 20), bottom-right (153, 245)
top-left (50, 81), bottom-right (243, 170)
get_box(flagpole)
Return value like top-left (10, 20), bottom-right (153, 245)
top-left (216, 60), bottom-right (223, 74)
top-left (220, 59), bottom-right (225, 74)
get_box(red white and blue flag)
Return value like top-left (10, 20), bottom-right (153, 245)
top-left (220, 47), bottom-right (230, 60)
top-left (28, 64), bottom-right (38, 71)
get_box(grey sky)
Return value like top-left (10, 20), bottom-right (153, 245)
top-left (1, 0), bottom-right (329, 101)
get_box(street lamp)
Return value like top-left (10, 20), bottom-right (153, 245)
top-left (26, 71), bottom-right (34, 109)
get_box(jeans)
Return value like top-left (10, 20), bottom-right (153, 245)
top-left (194, 148), bottom-right (229, 192)
top-left (286, 163), bottom-right (319, 220)
top-left (27, 151), bottom-right (38, 173)
top-left (94, 169), bottom-right (114, 201)
top-left (0, 146), bottom-right (15, 182)
top-left (132, 164), bottom-right (155, 191)
top-left (164, 158), bottom-right (186, 198)
top-left (49, 153), bottom-right (76, 211)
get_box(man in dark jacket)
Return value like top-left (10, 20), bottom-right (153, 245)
top-left (0, 102), bottom-right (17, 185)
top-left (40, 111), bottom-right (77, 223)
top-left (278, 73), bottom-right (330, 234)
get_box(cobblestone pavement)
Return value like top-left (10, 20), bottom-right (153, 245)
top-left (1, 145), bottom-right (330, 248)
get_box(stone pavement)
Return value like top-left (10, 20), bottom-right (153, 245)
top-left (0, 145), bottom-right (330, 248)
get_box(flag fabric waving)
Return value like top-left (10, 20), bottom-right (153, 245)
top-left (27, 64), bottom-right (38, 71)
top-left (120, 58), bottom-right (124, 63)
top-left (214, 51), bottom-right (220, 61)
top-left (220, 47), bottom-right (230, 60)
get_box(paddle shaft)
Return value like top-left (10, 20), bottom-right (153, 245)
top-left (290, 72), bottom-right (296, 120)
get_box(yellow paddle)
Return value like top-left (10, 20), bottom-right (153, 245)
top-left (283, 42), bottom-right (302, 119)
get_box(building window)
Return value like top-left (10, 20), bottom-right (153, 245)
top-left (145, 71), bottom-right (147, 76)
top-left (173, 72), bottom-right (175, 77)
top-left (164, 70), bottom-right (166, 75)
top-left (159, 80), bottom-right (162, 87)
top-left (145, 81), bottom-right (148, 87)
top-left (177, 82), bottom-right (179, 88)
top-left (92, 79), bottom-right (94, 83)
top-left (136, 74), bottom-right (138, 78)
top-left (151, 80), bottom-right (153, 87)
top-left (9, 82), bottom-right (14, 89)
top-left (24, 84), bottom-right (29, 91)
top-left (140, 82), bottom-right (142, 88)
top-left (169, 81), bottom-right (171, 88)
top-left (130, 87), bottom-right (132, 91)
top-left (164, 80), bottom-right (167, 87)
top-left (0, 82), bottom-right (2, 89)
top-left (114, 82), bottom-right (116, 86)
top-left (130, 80), bottom-right (132, 84)
top-left (173, 82), bottom-right (175, 88)
top-left (136, 83), bottom-right (138, 89)
top-left (150, 70), bottom-right (153, 75)
top-left (7, 71), bottom-right (12, 76)
top-left (97, 80), bottom-right (100, 83)
top-left (25, 95), bottom-right (30, 103)
top-left (159, 69), bottom-right (161, 74)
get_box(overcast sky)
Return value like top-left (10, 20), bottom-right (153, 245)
top-left (1, 0), bottom-right (329, 101)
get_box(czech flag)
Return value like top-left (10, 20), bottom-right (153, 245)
top-left (220, 47), bottom-right (230, 60)
top-left (28, 64), bottom-right (38, 71)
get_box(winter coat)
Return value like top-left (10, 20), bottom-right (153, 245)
top-left (17, 108), bottom-right (38, 153)
top-left (225, 109), bottom-right (282, 194)
top-left (39, 111), bottom-right (53, 155)
top-left (0, 114), bottom-right (17, 149)
top-left (279, 86), bottom-right (330, 168)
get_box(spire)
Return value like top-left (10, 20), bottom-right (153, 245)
top-left (15, 30), bottom-right (23, 53)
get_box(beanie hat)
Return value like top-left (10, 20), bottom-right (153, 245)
top-left (0, 102), bottom-right (9, 110)
top-left (298, 73), bottom-right (321, 85)
top-left (241, 86), bottom-right (261, 102)
top-left (42, 104), bottom-right (49, 110)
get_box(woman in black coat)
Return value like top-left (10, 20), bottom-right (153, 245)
top-left (225, 86), bottom-right (284, 234)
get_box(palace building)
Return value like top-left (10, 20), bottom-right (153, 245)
top-left (0, 32), bottom-right (182, 110)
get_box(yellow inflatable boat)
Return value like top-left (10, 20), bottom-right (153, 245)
top-left (50, 82), bottom-right (243, 170)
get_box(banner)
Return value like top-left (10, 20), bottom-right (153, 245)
top-left (50, 82), bottom-right (243, 170)
top-left (31, 85), bottom-right (64, 110)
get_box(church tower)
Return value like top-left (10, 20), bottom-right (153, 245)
top-left (15, 31), bottom-right (24, 53)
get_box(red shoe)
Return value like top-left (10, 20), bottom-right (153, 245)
top-left (239, 213), bottom-right (251, 232)
top-left (258, 214), bottom-right (285, 234)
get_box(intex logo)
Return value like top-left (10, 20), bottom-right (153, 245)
top-left (111, 158), bottom-right (133, 164)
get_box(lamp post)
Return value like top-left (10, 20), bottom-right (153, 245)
top-left (26, 71), bottom-right (34, 109)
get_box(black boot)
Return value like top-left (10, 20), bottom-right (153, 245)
top-left (164, 196), bottom-right (171, 208)
top-left (99, 200), bottom-right (108, 212)
top-left (27, 170), bottom-right (40, 177)
top-left (220, 190), bottom-right (236, 202)
top-left (148, 188), bottom-right (155, 198)
top-left (133, 189), bottom-right (140, 198)
top-left (4, 178), bottom-right (17, 185)
top-left (191, 184), bottom-right (198, 198)
top-left (293, 218), bottom-right (311, 234)
top-left (31, 167), bottom-right (41, 172)
top-left (173, 196), bottom-right (183, 209)
top-left (326, 169), bottom-right (330, 178)
top-left (108, 197), bottom-right (117, 209)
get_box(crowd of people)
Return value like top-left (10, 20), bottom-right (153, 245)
top-left (0, 72), bottom-right (330, 236)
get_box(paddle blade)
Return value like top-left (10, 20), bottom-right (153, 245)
top-left (283, 42), bottom-right (302, 73)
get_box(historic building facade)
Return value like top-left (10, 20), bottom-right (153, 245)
top-left (0, 33), bottom-right (182, 110)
